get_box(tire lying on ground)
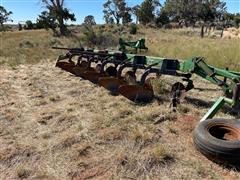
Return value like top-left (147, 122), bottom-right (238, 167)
top-left (193, 118), bottom-right (240, 165)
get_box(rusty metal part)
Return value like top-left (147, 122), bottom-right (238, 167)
top-left (56, 61), bottom-right (75, 73)
top-left (79, 61), bottom-right (89, 68)
top-left (72, 66), bottom-right (95, 77)
top-left (82, 66), bottom-right (117, 84)
top-left (72, 66), bottom-right (86, 76)
top-left (81, 71), bottom-right (106, 84)
top-left (71, 60), bottom-right (95, 76)
top-left (208, 123), bottom-right (240, 141)
top-left (118, 85), bottom-right (154, 103)
top-left (98, 77), bottom-right (127, 95)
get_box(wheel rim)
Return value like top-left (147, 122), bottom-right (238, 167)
top-left (208, 123), bottom-right (240, 141)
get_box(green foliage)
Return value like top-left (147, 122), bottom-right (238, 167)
top-left (37, 11), bottom-right (58, 35)
top-left (234, 13), bottom-right (240, 28)
top-left (103, 0), bottom-right (132, 24)
top-left (84, 15), bottom-right (96, 26)
top-left (129, 23), bottom-right (137, 34)
top-left (155, 10), bottom-right (170, 27)
top-left (135, 0), bottom-right (160, 25)
top-left (40, 0), bottom-right (76, 36)
top-left (83, 25), bottom-right (97, 45)
top-left (24, 20), bottom-right (34, 30)
top-left (0, 6), bottom-right (13, 31)
top-left (83, 24), bottom-right (118, 48)
top-left (163, 0), bottom-right (227, 26)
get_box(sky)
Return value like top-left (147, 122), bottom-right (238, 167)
top-left (1, 0), bottom-right (240, 24)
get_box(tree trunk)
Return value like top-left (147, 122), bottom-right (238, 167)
top-left (116, 18), bottom-right (120, 25)
top-left (58, 17), bottom-right (67, 36)
top-left (201, 25), bottom-right (204, 38)
top-left (0, 23), bottom-right (3, 31)
top-left (221, 27), bottom-right (224, 38)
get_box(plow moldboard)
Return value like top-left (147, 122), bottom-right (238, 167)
top-left (72, 66), bottom-right (95, 77)
top-left (118, 85), bottom-right (154, 103)
top-left (81, 71), bottom-right (106, 84)
top-left (56, 61), bottom-right (75, 73)
top-left (98, 77), bottom-right (127, 95)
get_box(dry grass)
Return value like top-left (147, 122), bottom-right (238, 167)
top-left (0, 62), bottom-right (239, 179)
top-left (136, 27), bottom-right (240, 71)
top-left (1, 26), bottom-right (239, 70)
top-left (0, 27), bottom-right (239, 179)
top-left (0, 29), bottom-right (82, 67)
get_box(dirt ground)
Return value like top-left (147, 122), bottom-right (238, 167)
top-left (0, 61), bottom-right (239, 179)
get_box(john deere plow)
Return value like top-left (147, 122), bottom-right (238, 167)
top-left (53, 42), bottom-right (240, 166)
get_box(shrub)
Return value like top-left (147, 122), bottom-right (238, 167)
top-left (83, 24), bottom-right (119, 48)
top-left (49, 38), bottom-right (63, 46)
top-left (129, 23), bottom-right (137, 34)
top-left (19, 40), bottom-right (34, 48)
top-left (24, 20), bottom-right (34, 30)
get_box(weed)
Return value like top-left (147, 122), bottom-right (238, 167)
top-left (19, 40), bottom-right (34, 48)
top-left (166, 122), bottom-right (177, 134)
top-left (129, 24), bottom-right (138, 35)
top-left (164, 112), bottom-right (177, 121)
top-left (49, 95), bottom-right (60, 102)
top-left (131, 125), bottom-right (154, 144)
top-left (152, 78), bottom-right (170, 96)
top-left (16, 167), bottom-right (29, 179)
top-left (151, 143), bottom-right (172, 164)
top-left (178, 105), bottom-right (190, 114)
top-left (77, 122), bottom-right (84, 131)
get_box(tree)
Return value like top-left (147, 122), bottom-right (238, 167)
top-left (84, 15), bottom-right (96, 26)
top-left (25, 20), bottom-right (34, 30)
top-left (163, 0), bottom-right (226, 27)
top-left (197, 0), bottom-right (226, 37)
top-left (135, 0), bottom-right (160, 25)
top-left (163, 0), bottom-right (200, 26)
top-left (37, 11), bottom-right (58, 35)
top-left (103, 13), bottom-right (115, 24)
top-left (103, 0), bottom-right (132, 24)
top-left (0, 6), bottom-right (12, 31)
top-left (122, 7), bottom-right (132, 24)
top-left (132, 5), bottom-right (140, 24)
top-left (40, 0), bottom-right (76, 36)
top-left (233, 13), bottom-right (240, 28)
top-left (155, 10), bottom-right (170, 27)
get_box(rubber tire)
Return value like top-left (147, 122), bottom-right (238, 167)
top-left (193, 118), bottom-right (240, 166)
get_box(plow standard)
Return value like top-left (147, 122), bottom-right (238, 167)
top-left (53, 42), bottom-right (240, 166)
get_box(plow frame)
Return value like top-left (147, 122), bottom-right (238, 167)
top-left (119, 38), bottom-right (148, 53)
top-left (53, 47), bottom-right (240, 121)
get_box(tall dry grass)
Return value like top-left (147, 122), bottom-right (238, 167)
top-left (138, 28), bottom-right (240, 71)
top-left (0, 30), bottom-right (82, 67)
top-left (0, 27), bottom-right (239, 71)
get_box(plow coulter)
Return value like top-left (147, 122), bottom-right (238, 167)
top-left (53, 45), bottom-right (240, 166)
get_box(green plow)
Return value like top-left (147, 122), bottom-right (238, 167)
top-left (52, 43), bottom-right (240, 166)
